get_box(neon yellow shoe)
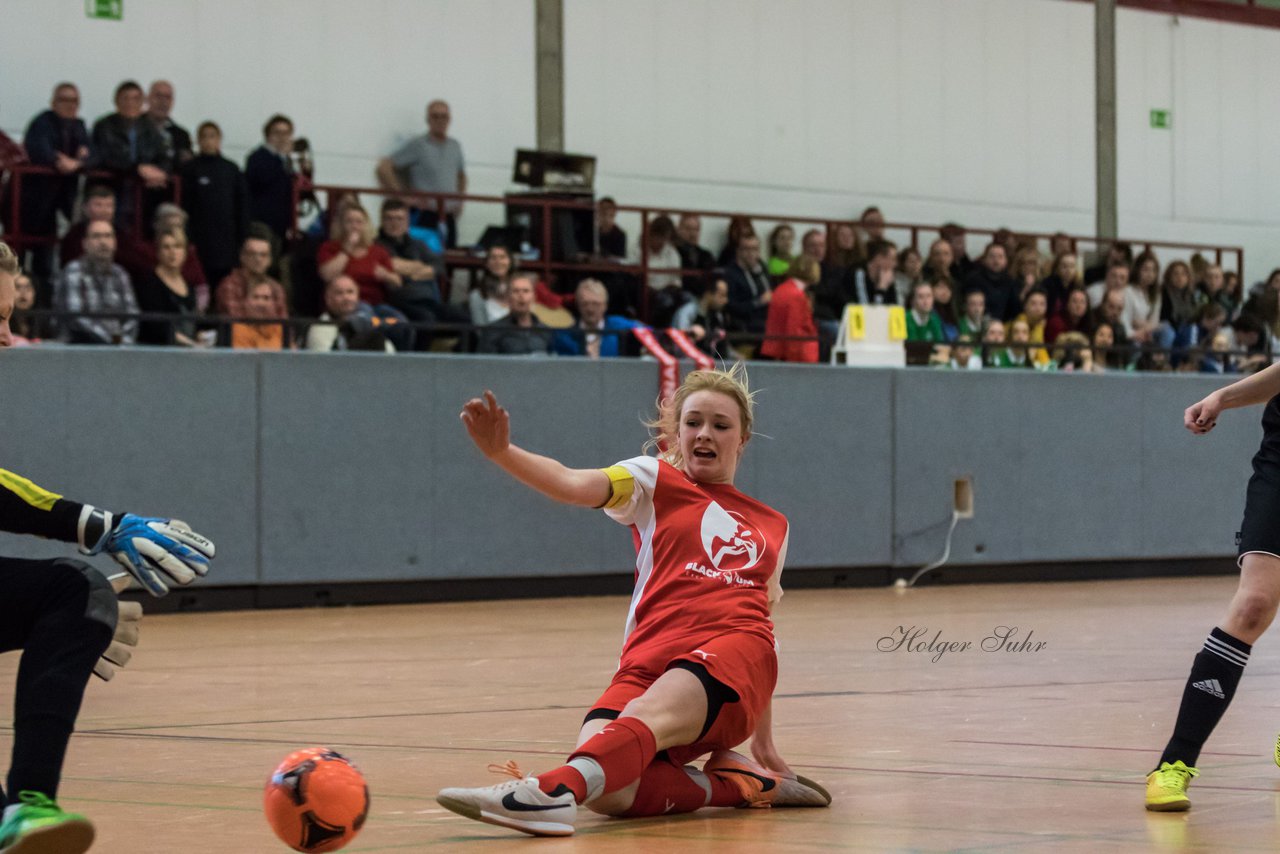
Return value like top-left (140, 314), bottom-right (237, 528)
top-left (1145, 761), bottom-right (1198, 812)
top-left (0, 791), bottom-right (94, 854)
top-left (1274, 732), bottom-right (1280, 767)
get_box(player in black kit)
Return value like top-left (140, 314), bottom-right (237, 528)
top-left (1147, 363), bottom-right (1280, 811)
top-left (0, 241), bottom-right (216, 853)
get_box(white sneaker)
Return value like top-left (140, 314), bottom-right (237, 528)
top-left (437, 772), bottom-right (577, 837)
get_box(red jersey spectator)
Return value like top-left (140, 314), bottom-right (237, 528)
top-left (760, 255), bottom-right (819, 363)
top-left (317, 203), bottom-right (400, 306)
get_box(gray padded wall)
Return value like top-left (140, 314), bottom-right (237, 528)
top-left (0, 349), bottom-right (1260, 585)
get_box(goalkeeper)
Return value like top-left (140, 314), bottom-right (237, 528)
top-left (0, 242), bottom-right (216, 854)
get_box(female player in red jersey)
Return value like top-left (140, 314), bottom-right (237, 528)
top-left (437, 367), bottom-right (830, 836)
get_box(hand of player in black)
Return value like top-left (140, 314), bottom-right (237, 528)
top-left (1185, 391), bottom-right (1223, 436)
top-left (460, 390), bottom-right (511, 459)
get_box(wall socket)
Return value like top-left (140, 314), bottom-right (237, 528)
top-left (953, 477), bottom-right (974, 519)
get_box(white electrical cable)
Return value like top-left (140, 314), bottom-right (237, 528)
top-left (901, 509), bottom-right (961, 588)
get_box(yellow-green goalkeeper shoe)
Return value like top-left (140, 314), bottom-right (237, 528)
top-left (1274, 732), bottom-right (1280, 768)
top-left (0, 791), bottom-right (94, 854)
top-left (1145, 761), bottom-right (1198, 812)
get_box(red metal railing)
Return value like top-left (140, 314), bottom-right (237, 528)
top-left (1065, 0), bottom-right (1280, 30)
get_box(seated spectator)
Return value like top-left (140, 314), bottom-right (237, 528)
top-left (144, 80), bottom-right (193, 168)
top-left (1041, 250), bottom-right (1082, 316)
top-left (672, 274), bottom-right (733, 361)
top-left (1088, 287), bottom-right (1131, 356)
top-left (134, 227), bottom-right (198, 346)
top-left (553, 278), bottom-right (639, 358)
top-left (1199, 330), bottom-right (1236, 374)
top-left (230, 279), bottom-right (291, 350)
top-left (980, 320), bottom-right (1010, 368)
top-left (317, 203), bottom-right (401, 306)
top-left (922, 238), bottom-right (954, 283)
top-left (216, 230), bottom-right (284, 318)
top-left (304, 275), bottom-right (401, 353)
top-left (1053, 331), bottom-right (1093, 372)
top-left (766, 224), bottom-right (796, 279)
top-left (1246, 268), bottom-right (1280, 303)
top-left (906, 280), bottom-right (946, 344)
top-left (1090, 322), bottom-right (1119, 372)
top-left (962, 242), bottom-right (1018, 321)
top-left (805, 228), bottom-right (845, 321)
top-left (1045, 286), bottom-right (1090, 343)
top-left (245, 114), bottom-right (297, 243)
top-left (596, 197), bottom-right (626, 258)
top-left (939, 222), bottom-right (973, 280)
top-left (1086, 260), bottom-right (1129, 308)
top-left (760, 255), bottom-right (819, 363)
top-left (55, 220), bottom-right (139, 345)
top-left (10, 271), bottom-right (41, 345)
top-left (1010, 246), bottom-right (1043, 307)
top-left (931, 275), bottom-right (959, 341)
top-left (377, 197), bottom-right (457, 325)
top-left (825, 223), bottom-right (864, 286)
top-left (1228, 314), bottom-right (1269, 373)
top-left (1048, 231), bottom-right (1074, 260)
top-left (957, 288), bottom-right (988, 340)
top-left (1199, 264), bottom-right (1237, 319)
top-left (1085, 240), bottom-right (1132, 286)
top-left (859, 206), bottom-right (886, 243)
top-left (61, 183), bottom-right (133, 267)
top-left (119, 203), bottom-right (208, 302)
top-left (1124, 250), bottom-right (1162, 344)
top-left (894, 246), bottom-right (924, 305)
top-left (674, 214), bottom-right (715, 291)
top-left (1013, 287), bottom-right (1051, 366)
top-left (846, 239), bottom-right (898, 306)
top-left (181, 120), bottom-right (248, 289)
top-left (90, 80), bottom-right (168, 231)
top-left (948, 334), bottom-right (982, 370)
top-left (633, 215), bottom-right (685, 321)
top-left (1002, 318), bottom-right (1035, 368)
top-left (1185, 301), bottom-right (1229, 350)
top-left (723, 233), bottom-right (772, 332)
top-left (470, 244), bottom-right (514, 325)
top-left (477, 272), bottom-right (552, 355)
top-left (21, 82), bottom-right (90, 283)
top-left (717, 215), bottom-right (755, 266)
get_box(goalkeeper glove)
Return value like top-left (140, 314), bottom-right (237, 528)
top-left (78, 507), bottom-right (215, 598)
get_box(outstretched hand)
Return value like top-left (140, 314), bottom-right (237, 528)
top-left (460, 390), bottom-right (511, 458)
top-left (751, 739), bottom-right (796, 780)
top-left (1185, 391), bottom-right (1223, 436)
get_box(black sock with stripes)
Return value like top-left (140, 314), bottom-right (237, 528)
top-left (1158, 627), bottom-right (1251, 769)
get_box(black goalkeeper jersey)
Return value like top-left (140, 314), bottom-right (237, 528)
top-left (0, 469), bottom-right (84, 543)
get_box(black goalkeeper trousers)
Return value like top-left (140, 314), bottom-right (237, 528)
top-left (0, 556), bottom-right (116, 805)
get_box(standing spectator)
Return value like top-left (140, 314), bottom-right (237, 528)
top-left (859, 206), bottom-right (886, 243)
top-left (376, 99), bottom-right (466, 247)
top-left (1084, 241), bottom-right (1133, 287)
top-left (477, 272), bottom-right (552, 355)
top-left (674, 214), bottom-right (715, 291)
top-left (1041, 251), bottom-right (1082, 316)
top-left (849, 239), bottom-right (900, 306)
top-left (215, 230), bottom-right (283, 318)
top-left (1125, 250), bottom-right (1162, 344)
top-left (21, 82), bottom-right (90, 286)
top-left (469, 244), bottom-right (515, 326)
top-left (90, 80), bottom-right (168, 232)
top-left (317, 203), bottom-right (401, 306)
top-left (180, 121), bottom-right (248, 289)
top-left (923, 238), bottom-right (954, 283)
top-left (54, 220), bottom-right (138, 345)
top-left (245, 114), bottom-right (296, 242)
top-left (230, 279), bottom-right (290, 350)
top-left (1087, 260), bottom-right (1129, 309)
top-left (552, 278), bottom-right (639, 358)
top-left (596, 197), bottom-right (626, 258)
top-left (723, 233), bottom-right (771, 332)
top-left (930, 275), bottom-right (959, 341)
top-left (957, 288), bottom-right (989, 340)
top-left (894, 246), bottom-right (924, 305)
top-left (759, 255), bottom-right (819, 363)
top-left (144, 80), bottom-right (192, 168)
top-left (1013, 287), bottom-right (1051, 366)
top-left (939, 222), bottom-right (972, 280)
top-left (766, 224), bottom-right (795, 278)
top-left (1046, 287), bottom-right (1091, 344)
top-left (134, 228), bottom-right (198, 346)
top-left (906, 281), bottom-right (946, 344)
top-left (672, 274), bottom-right (733, 361)
top-left (717, 216), bottom-right (755, 266)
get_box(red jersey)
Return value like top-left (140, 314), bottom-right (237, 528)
top-left (603, 456), bottom-right (789, 672)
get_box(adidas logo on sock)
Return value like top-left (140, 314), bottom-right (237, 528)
top-left (1192, 678), bottom-right (1225, 699)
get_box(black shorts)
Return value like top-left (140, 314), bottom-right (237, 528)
top-left (1238, 405), bottom-right (1280, 562)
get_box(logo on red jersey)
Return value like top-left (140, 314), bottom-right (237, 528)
top-left (699, 501), bottom-right (765, 572)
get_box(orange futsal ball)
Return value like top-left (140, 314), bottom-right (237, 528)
top-left (263, 747), bottom-right (370, 852)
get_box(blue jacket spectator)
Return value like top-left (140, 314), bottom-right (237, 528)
top-left (553, 278), bottom-right (640, 358)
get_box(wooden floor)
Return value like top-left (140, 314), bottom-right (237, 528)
top-left (4, 575), bottom-right (1280, 852)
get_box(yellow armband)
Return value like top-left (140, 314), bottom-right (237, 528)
top-left (0, 468), bottom-right (62, 511)
top-left (598, 465), bottom-right (635, 510)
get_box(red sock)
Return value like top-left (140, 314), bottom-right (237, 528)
top-left (620, 758), bottom-right (711, 817)
top-left (535, 765), bottom-right (589, 802)
top-left (538, 717), bottom-right (657, 801)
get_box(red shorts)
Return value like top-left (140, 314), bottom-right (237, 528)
top-left (590, 631), bottom-right (778, 765)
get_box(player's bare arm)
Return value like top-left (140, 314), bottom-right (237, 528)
top-left (1186, 361), bottom-right (1280, 435)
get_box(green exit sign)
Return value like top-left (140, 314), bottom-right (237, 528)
top-left (86, 0), bottom-right (122, 20)
top-left (1150, 109), bottom-right (1171, 129)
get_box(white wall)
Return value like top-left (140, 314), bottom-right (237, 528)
top-left (2, 0), bottom-right (1277, 277)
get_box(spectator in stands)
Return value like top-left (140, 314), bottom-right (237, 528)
top-left (1046, 286), bottom-right (1090, 344)
top-left (1084, 241), bottom-right (1132, 287)
top-left (1228, 313), bottom-right (1269, 374)
top-left (672, 274), bottom-right (733, 361)
top-left (1053, 331), bottom-right (1092, 372)
top-left (948, 334), bottom-right (982, 370)
top-left (1159, 259), bottom-right (1198, 350)
top-left (55, 220), bottom-right (138, 345)
top-left (1048, 232), bottom-right (1074, 262)
top-left (930, 275), bottom-right (959, 341)
top-left (245, 114), bottom-right (296, 242)
top-left (180, 121), bottom-right (248, 289)
top-left (963, 242), bottom-right (1018, 321)
top-left (1086, 261), bottom-right (1129, 308)
top-left (1003, 318), bottom-right (1034, 368)
top-left (134, 227), bottom-right (199, 347)
top-left (851, 239), bottom-right (899, 306)
top-left (906, 280), bottom-right (945, 344)
top-left (760, 255), bottom-right (819, 363)
top-left (939, 222), bottom-right (972, 280)
top-left (894, 246), bottom-right (923, 305)
top-left (596, 197), bottom-right (626, 258)
top-left (766, 224), bottom-right (795, 278)
top-left (144, 80), bottom-right (192, 168)
top-left (377, 197), bottom-right (454, 326)
top-left (216, 230), bottom-right (282, 317)
top-left (477, 272), bottom-right (552, 355)
top-left (957, 288), bottom-right (988, 340)
top-left (1090, 322), bottom-right (1119, 372)
top-left (1186, 301), bottom-right (1229, 350)
top-left (553, 278), bottom-right (639, 358)
top-left (60, 183), bottom-right (121, 266)
top-left (922, 238), bottom-right (954, 283)
top-left (470, 245), bottom-right (514, 326)
top-left (119, 203), bottom-right (208, 302)
top-left (717, 216), bottom-right (755, 266)
top-left (90, 80), bottom-right (168, 231)
top-left (674, 214), bottom-right (715, 290)
top-left (859, 206), bottom-right (885, 243)
top-left (723, 233), bottom-right (771, 332)
top-left (1199, 264), bottom-right (1238, 319)
top-left (1124, 250), bottom-right (1162, 344)
top-left (1090, 288), bottom-right (1131, 360)
top-left (305, 274), bottom-right (403, 352)
top-left (21, 82), bottom-right (91, 285)
top-left (10, 271), bottom-right (41, 344)
top-left (1041, 250), bottom-right (1082, 316)
top-left (636, 215), bottom-right (683, 300)
top-left (1013, 287), bottom-right (1051, 366)
top-left (826, 223), bottom-right (864, 287)
top-left (317, 203), bottom-right (401, 306)
top-left (981, 320), bottom-right (1012, 368)
top-left (1010, 246), bottom-right (1043, 306)
top-left (375, 99), bottom-right (466, 247)
top-left (230, 279), bottom-right (290, 350)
